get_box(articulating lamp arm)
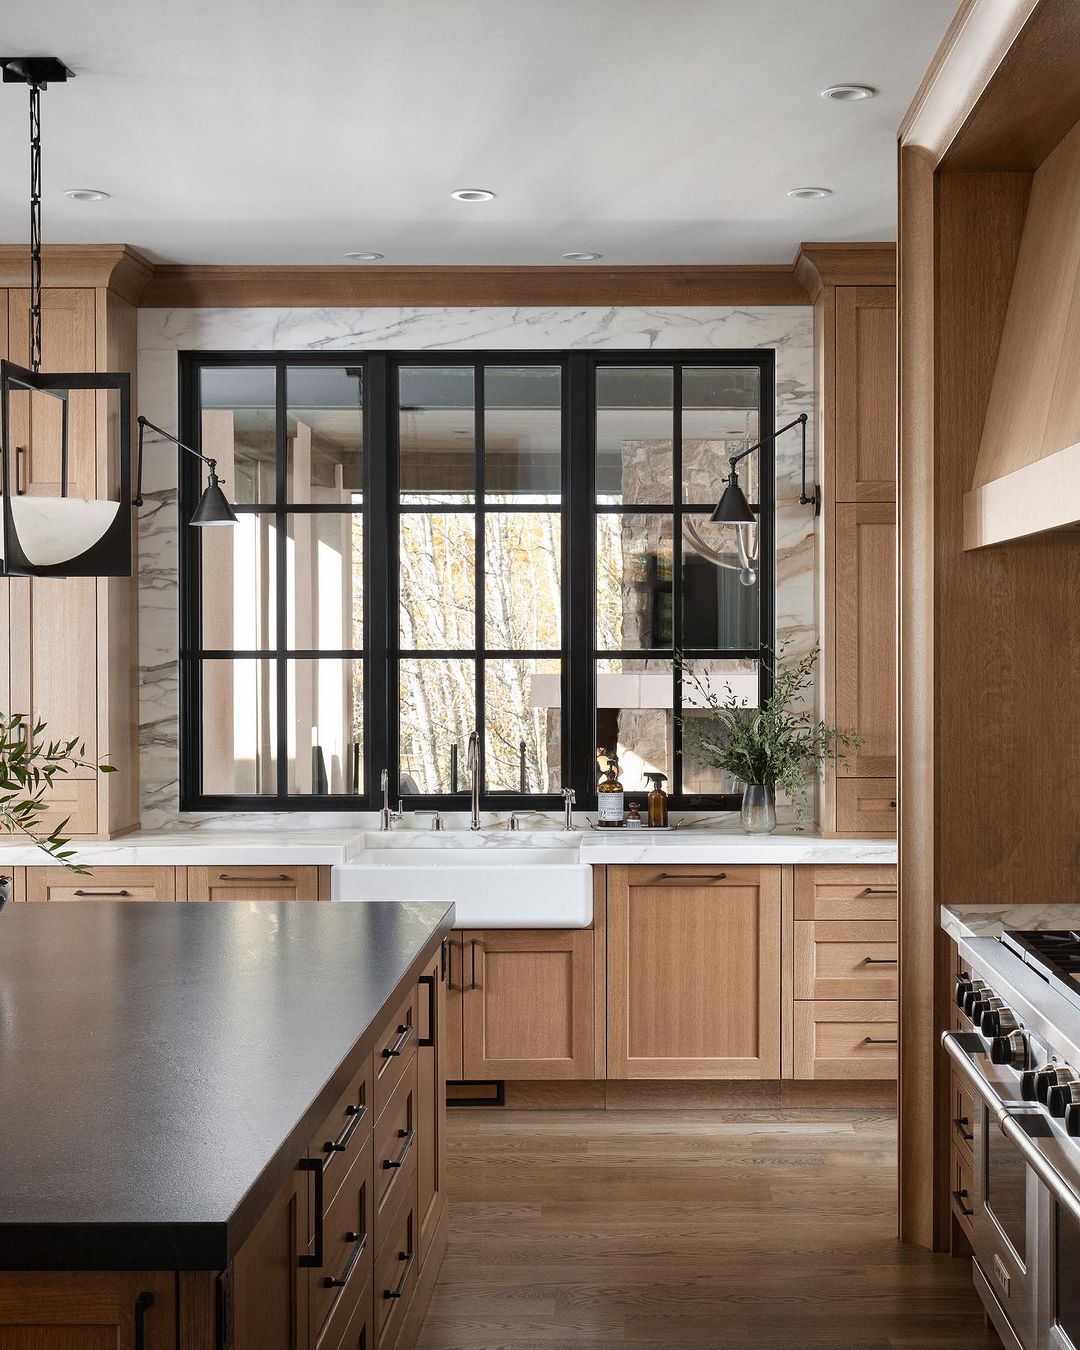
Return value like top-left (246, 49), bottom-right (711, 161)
top-left (134, 415), bottom-right (221, 507)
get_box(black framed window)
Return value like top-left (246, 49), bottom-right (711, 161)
top-left (179, 349), bottom-right (773, 812)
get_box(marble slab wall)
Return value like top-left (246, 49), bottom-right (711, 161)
top-left (137, 305), bottom-right (815, 828)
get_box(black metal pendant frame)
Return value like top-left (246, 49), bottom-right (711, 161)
top-left (0, 360), bottom-right (132, 577)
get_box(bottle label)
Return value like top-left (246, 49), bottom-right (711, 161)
top-left (598, 792), bottom-right (624, 823)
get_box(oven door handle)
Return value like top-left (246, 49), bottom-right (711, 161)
top-left (999, 1112), bottom-right (1080, 1232)
top-left (941, 1030), bottom-right (1011, 1124)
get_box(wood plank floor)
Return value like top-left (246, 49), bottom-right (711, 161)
top-left (416, 1109), bottom-right (998, 1350)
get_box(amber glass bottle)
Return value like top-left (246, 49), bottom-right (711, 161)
top-left (597, 754), bottom-right (625, 828)
top-left (645, 771), bottom-right (669, 828)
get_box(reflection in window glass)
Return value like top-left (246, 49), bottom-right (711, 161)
top-left (681, 517), bottom-right (759, 650)
top-left (286, 366), bottom-right (363, 503)
top-left (596, 514), bottom-right (673, 651)
top-left (399, 366), bottom-right (474, 502)
top-left (680, 658), bottom-right (760, 795)
top-left (484, 366), bottom-right (561, 502)
top-left (484, 513), bottom-right (561, 650)
top-left (682, 367), bottom-right (761, 504)
top-left (399, 513), bottom-right (475, 649)
top-left (286, 514), bottom-right (362, 650)
top-left (399, 658), bottom-right (475, 795)
top-left (595, 366), bottom-right (673, 505)
top-left (287, 659), bottom-right (362, 795)
top-left (201, 515), bottom-right (276, 650)
top-left (200, 659), bottom-right (277, 795)
top-left (595, 658), bottom-right (672, 791)
top-left (200, 366), bottom-right (277, 505)
top-left (485, 659), bottom-right (561, 793)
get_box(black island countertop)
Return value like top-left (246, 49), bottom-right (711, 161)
top-left (0, 899), bottom-right (452, 1271)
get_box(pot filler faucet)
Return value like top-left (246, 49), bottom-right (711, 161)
top-left (466, 731), bottom-right (482, 831)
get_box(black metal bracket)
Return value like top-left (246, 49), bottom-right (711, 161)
top-left (0, 58), bottom-right (75, 86)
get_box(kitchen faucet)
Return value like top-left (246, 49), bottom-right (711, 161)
top-left (378, 768), bottom-right (403, 832)
top-left (562, 788), bottom-right (577, 830)
top-left (466, 731), bottom-right (482, 831)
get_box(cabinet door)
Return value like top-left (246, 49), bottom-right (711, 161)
top-left (0, 1270), bottom-right (176, 1348)
top-left (25, 865), bottom-right (176, 902)
top-left (607, 865), bottom-right (781, 1079)
top-left (461, 929), bottom-right (595, 1080)
top-left (183, 865), bottom-right (320, 901)
top-left (444, 934), bottom-right (464, 1081)
top-left (834, 285), bottom-right (896, 502)
top-left (835, 502), bottom-right (896, 779)
top-left (416, 948), bottom-right (446, 1270)
top-left (230, 1171), bottom-right (307, 1350)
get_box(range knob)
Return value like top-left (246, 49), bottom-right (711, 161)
top-left (1021, 1068), bottom-right (1041, 1100)
top-left (963, 983), bottom-right (990, 1018)
top-left (1047, 1080), bottom-right (1080, 1118)
top-left (982, 1006), bottom-right (1020, 1038)
top-left (1065, 1103), bottom-right (1080, 1137)
top-left (971, 995), bottom-right (1005, 1025)
top-left (991, 1030), bottom-right (1027, 1067)
top-left (955, 975), bottom-right (978, 1008)
top-left (1036, 1064), bottom-right (1074, 1105)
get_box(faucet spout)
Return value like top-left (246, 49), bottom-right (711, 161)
top-left (466, 731), bottom-right (482, 831)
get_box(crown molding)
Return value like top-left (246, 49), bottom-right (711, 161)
top-left (0, 244), bottom-right (154, 303)
top-left (794, 243), bottom-right (897, 300)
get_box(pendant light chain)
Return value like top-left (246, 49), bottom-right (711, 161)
top-left (28, 79), bottom-right (43, 373)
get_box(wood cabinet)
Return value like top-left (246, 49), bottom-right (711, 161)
top-left (833, 286), bottom-right (897, 502)
top-left (0, 1271), bottom-right (177, 1349)
top-left (25, 865), bottom-right (176, 902)
top-left (793, 1000), bottom-right (898, 1079)
top-left (607, 864), bottom-right (781, 1079)
top-left (415, 948), bottom-right (446, 1269)
top-left (184, 865), bottom-right (321, 901)
top-left (794, 920), bottom-right (898, 999)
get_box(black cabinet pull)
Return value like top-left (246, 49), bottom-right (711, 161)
top-left (134, 1290), bottom-right (154, 1350)
top-left (384, 1249), bottom-right (415, 1300)
top-left (418, 973), bottom-right (436, 1048)
top-left (864, 1036), bottom-right (898, 1045)
top-left (470, 938), bottom-right (480, 990)
top-left (383, 1128), bottom-right (415, 1170)
top-left (954, 1116), bottom-right (974, 1143)
top-left (953, 1188), bottom-right (973, 1218)
top-left (324, 1102), bottom-right (366, 1155)
top-left (323, 1230), bottom-right (367, 1289)
top-left (218, 872), bottom-right (290, 882)
top-left (658, 872), bottom-right (727, 881)
top-left (298, 1157), bottom-right (324, 1267)
top-left (863, 957), bottom-right (898, 965)
top-left (446, 939), bottom-right (456, 992)
top-left (14, 446), bottom-right (26, 495)
top-left (382, 1022), bottom-right (414, 1058)
top-left (73, 889), bottom-right (130, 897)
top-left (861, 887), bottom-right (898, 896)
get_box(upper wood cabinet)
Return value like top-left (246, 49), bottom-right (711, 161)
top-left (834, 286), bottom-right (897, 502)
top-left (607, 864), bottom-right (781, 1079)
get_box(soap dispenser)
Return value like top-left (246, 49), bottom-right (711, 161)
top-left (644, 771), bottom-right (669, 828)
top-left (597, 752), bottom-right (625, 828)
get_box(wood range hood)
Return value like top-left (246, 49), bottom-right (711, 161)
top-left (964, 114), bottom-right (1080, 549)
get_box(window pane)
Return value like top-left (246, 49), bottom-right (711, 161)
top-left (595, 367), bottom-right (673, 505)
top-left (596, 658), bottom-right (671, 791)
top-left (287, 366), bottom-right (363, 504)
top-left (485, 659), bottom-right (561, 793)
top-left (287, 659), bottom-right (362, 794)
top-left (286, 514), bottom-right (362, 650)
top-left (201, 514), bottom-right (276, 650)
top-left (399, 657), bottom-right (475, 795)
top-left (680, 658), bottom-right (760, 795)
top-left (596, 513), bottom-right (673, 651)
top-left (199, 366), bottom-right (277, 505)
top-left (682, 367), bottom-right (761, 504)
top-left (484, 366), bottom-right (561, 502)
top-left (200, 659), bottom-right (277, 794)
top-left (399, 513), bottom-right (475, 649)
top-left (681, 518), bottom-right (760, 649)
top-left (484, 512), bottom-right (561, 650)
top-left (399, 366), bottom-right (474, 503)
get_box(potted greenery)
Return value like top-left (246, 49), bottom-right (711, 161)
top-left (677, 645), bottom-right (859, 833)
top-left (0, 713), bottom-right (116, 902)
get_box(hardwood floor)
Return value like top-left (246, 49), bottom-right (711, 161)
top-left (416, 1109), bottom-right (997, 1350)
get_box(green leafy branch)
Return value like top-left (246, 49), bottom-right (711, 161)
top-left (0, 713), bottom-right (116, 873)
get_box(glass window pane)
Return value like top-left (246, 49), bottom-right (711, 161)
top-left (484, 366), bottom-right (561, 503)
top-left (484, 512), bottom-right (561, 650)
top-left (399, 513), bottom-right (475, 649)
top-left (399, 366), bottom-right (474, 503)
top-left (287, 366), bottom-right (363, 504)
top-left (199, 367), bottom-right (277, 505)
top-left (485, 659), bottom-right (561, 793)
top-left (680, 658), bottom-right (760, 795)
top-left (286, 514), bottom-right (362, 650)
top-left (595, 367), bottom-right (673, 505)
top-left (596, 658), bottom-right (672, 792)
top-left (286, 659), bottom-right (362, 795)
top-left (201, 514), bottom-right (276, 650)
top-left (682, 367), bottom-right (761, 504)
top-left (399, 657), bottom-right (475, 795)
top-left (681, 517), bottom-right (760, 649)
top-left (596, 513), bottom-right (673, 651)
top-left (200, 659), bottom-right (277, 794)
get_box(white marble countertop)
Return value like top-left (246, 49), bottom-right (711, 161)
top-left (941, 902), bottom-right (1080, 942)
top-left (0, 822), bottom-right (896, 868)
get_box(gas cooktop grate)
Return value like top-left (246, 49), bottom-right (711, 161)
top-left (1001, 930), bottom-right (1080, 1010)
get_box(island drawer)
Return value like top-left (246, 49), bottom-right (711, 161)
top-left (793, 920), bottom-right (898, 999)
top-left (310, 1065), bottom-right (373, 1213)
top-left (376, 1184), bottom-right (418, 1350)
top-left (793, 1000), bottom-right (899, 1079)
top-left (374, 988), bottom-right (418, 1116)
top-left (793, 865), bottom-right (897, 920)
top-left (311, 1130), bottom-right (373, 1344)
top-left (24, 866), bottom-right (176, 903)
top-left (318, 1270), bottom-right (372, 1350)
top-left (375, 1056), bottom-right (418, 1229)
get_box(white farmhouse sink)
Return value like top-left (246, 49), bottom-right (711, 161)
top-left (331, 846), bottom-right (592, 928)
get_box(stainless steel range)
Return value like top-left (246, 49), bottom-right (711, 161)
top-left (945, 927), bottom-right (1080, 1350)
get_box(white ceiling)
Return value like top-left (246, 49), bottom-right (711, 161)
top-left (0, 0), bottom-right (954, 266)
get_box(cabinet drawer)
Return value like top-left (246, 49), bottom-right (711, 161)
top-left (375, 1057), bottom-right (417, 1230)
top-left (25, 866), bottom-right (176, 903)
top-left (952, 1144), bottom-right (975, 1240)
top-left (311, 1130), bottom-right (373, 1343)
top-left (182, 866), bottom-right (320, 901)
top-left (376, 1186), bottom-right (417, 1350)
top-left (951, 1070), bottom-right (976, 1162)
top-left (625, 863), bottom-right (764, 888)
top-left (21, 779), bottom-right (98, 837)
top-left (793, 866), bottom-right (897, 920)
top-left (794, 921), bottom-right (898, 998)
top-left (310, 1064), bottom-right (373, 1213)
top-left (374, 989), bottom-right (417, 1117)
top-left (793, 1000), bottom-right (898, 1079)
top-left (318, 1271), bottom-right (371, 1350)
top-left (835, 779), bottom-right (897, 834)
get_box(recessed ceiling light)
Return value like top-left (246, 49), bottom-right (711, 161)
top-left (451, 188), bottom-right (495, 202)
top-left (63, 188), bottom-right (110, 202)
top-left (344, 252), bottom-right (384, 261)
top-left (787, 187), bottom-right (832, 200)
top-left (821, 84), bottom-right (876, 101)
top-left (562, 252), bottom-right (602, 262)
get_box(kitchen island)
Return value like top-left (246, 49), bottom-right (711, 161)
top-left (0, 899), bottom-right (453, 1349)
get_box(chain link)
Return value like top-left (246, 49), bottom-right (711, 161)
top-left (29, 81), bottom-right (42, 373)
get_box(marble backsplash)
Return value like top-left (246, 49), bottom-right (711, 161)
top-left (137, 304), bottom-right (815, 829)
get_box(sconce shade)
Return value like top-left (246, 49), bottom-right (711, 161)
top-left (190, 474), bottom-right (238, 526)
top-left (709, 471), bottom-right (756, 526)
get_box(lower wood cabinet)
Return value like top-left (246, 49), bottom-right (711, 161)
top-left (184, 866), bottom-right (321, 901)
top-left (25, 865), bottom-right (176, 903)
top-left (793, 1000), bottom-right (898, 1079)
top-left (415, 949), bottom-right (446, 1268)
top-left (0, 1270), bottom-right (177, 1348)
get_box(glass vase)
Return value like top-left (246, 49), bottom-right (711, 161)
top-left (740, 784), bottom-right (776, 835)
